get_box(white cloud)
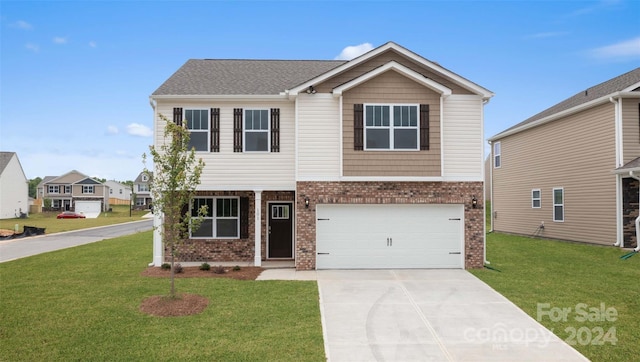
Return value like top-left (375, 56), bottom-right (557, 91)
top-left (589, 36), bottom-right (640, 60)
top-left (89, 41), bottom-right (97, 48)
top-left (107, 125), bottom-right (119, 134)
top-left (334, 43), bottom-right (374, 60)
top-left (53, 36), bottom-right (68, 44)
top-left (11, 20), bottom-right (33, 30)
top-left (25, 43), bottom-right (39, 52)
top-left (126, 123), bottom-right (153, 137)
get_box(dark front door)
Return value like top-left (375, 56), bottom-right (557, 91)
top-left (268, 202), bottom-right (293, 258)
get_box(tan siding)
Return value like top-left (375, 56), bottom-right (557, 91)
top-left (492, 103), bottom-right (617, 245)
top-left (342, 71), bottom-right (441, 176)
top-left (315, 50), bottom-right (472, 95)
top-left (622, 97), bottom-right (640, 163)
top-left (155, 100), bottom-right (295, 189)
top-left (297, 94), bottom-right (341, 179)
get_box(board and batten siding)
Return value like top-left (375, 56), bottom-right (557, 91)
top-left (492, 102), bottom-right (617, 245)
top-left (621, 97), bottom-right (640, 164)
top-left (154, 100), bottom-right (295, 190)
top-left (296, 94), bottom-right (341, 180)
top-left (442, 95), bottom-right (484, 179)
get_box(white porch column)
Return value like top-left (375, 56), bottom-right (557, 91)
top-left (254, 190), bottom-right (262, 266)
top-left (150, 212), bottom-right (163, 266)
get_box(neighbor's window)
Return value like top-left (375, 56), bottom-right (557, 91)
top-left (532, 189), bottom-right (541, 208)
top-left (64, 185), bottom-right (71, 194)
top-left (48, 185), bottom-right (59, 194)
top-left (494, 142), bottom-right (501, 168)
top-left (138, 184), bottom-right (149, 192)
top-left (365, 104), bottom-right (418, 150)
top-left (82, 185), bottom-right (94, 194)
top-left (110, 189), bottom-right (113, 194)
top-left (244, 109), bottom-right (269, 152)
top-left (191, 197), bottom-right (239, 238)
top-left (553, 188), bottom-right (564, 222)
top-left (185, 109), bottom-right (209, 151)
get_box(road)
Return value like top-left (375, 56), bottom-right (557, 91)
top-left (0, 219), bottom-right (154, 263)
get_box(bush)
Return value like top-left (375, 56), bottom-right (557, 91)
top-left (161, 263), bottom-right (170, 270)
top-left (233, 265), bottom-right (241, 271)
top-left (174, 263), bottom-right (183, 274)
top-left (212, 265), bottom-right (226, 274)
top-left (199, 262), bottom-right (210, 271)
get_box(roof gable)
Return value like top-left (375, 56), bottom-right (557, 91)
top-left (76, 177), bottom-right (101, 185)
top-left (0, 152), bottom-right (16, 175)
top-left (48, 170), bottom-right (88, 184)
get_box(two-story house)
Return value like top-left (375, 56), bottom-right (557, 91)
top-left (104, 180), bottom-right (132, 206)
top-left (0, 152), bottom-right (28, 219)
top-left (489, 68), bottom-right (640, 251)
top-left (38, 170), bottom-right (109, 215)
top-left (133, 171), bottom-right (152, 210)
top-left (149, 42), bottom-right (493, 270)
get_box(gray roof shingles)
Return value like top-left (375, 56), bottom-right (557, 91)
top-left (494, 67), bottom-right (640, 138)
top-left (0, 152), bottom-right (16, 175)
top-left (152, 59), bottom-right (347, 95)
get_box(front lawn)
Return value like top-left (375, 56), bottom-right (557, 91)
top-left (0, 231), bottom-right (325, 361)
top-left (470, 232), bottom-right (640, 361)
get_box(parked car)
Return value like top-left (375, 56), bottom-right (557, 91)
top-left (56, 211), bottom-right (86, 219)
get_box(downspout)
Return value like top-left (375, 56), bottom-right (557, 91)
top-left (627, 171), bottom-right (640, 252)
top-left (148, 98), bottom-right (162, 267)
top-left (484, 100), bottom-right (491, 266)
top-left (610, 97), bottom-right (624, 247)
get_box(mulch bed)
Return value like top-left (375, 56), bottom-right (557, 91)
top-left (140, 266), bottom-right (264, 280)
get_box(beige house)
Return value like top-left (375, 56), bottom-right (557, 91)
top-left (0, 152), bottom-right (28, 219)
top-left (149, 42), bottom-right (493, 270)
top-left (488, 67), bottom-right (640, 250)
top-left (38, 170), bottom-right (110, 214)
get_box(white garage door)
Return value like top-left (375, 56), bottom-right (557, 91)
top-left (316, 204), bottom-right (464, 269)
top-left (75, 201), bottom-right (102, 216)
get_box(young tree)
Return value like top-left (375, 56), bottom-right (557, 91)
top-left (143, 114), bottom-right (206, 297)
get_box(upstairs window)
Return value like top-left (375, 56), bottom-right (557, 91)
top-left (364, 104), bottom-right (418, 150)
top-left (494, 142), bottom-right (501, 168)
top-left (64, 185), bottom-right (71, 194)
top-left (244, 109), bottom-right (270, 152)
top-left (82, 185), bottom-right (94, 194)
top-left (48, 185), bottom-right (59, 194)
top-left (532, 189), bottom-right (541, 208)
top-left (185, 109), bottom-right (209, 152)
top-left (138, 184), bottom-right (149, 192)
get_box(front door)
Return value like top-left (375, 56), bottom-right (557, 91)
top-left (268, 202), bottom-right (293, 258)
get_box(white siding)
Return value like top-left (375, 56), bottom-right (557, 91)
top-left (442, 95), bottom-right (484, 179)
top-left (154, 100), bottom-right (295, 190)
top-left (0, 155), bottom-right (29, 219)
top-left (297, 94), bottom-right (341, 180)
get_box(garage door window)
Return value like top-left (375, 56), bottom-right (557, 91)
top-left (190, 197), bottom-right (239, 238)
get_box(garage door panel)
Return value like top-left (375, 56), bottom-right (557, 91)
top-left (316, 204), bottom-right (464, 269)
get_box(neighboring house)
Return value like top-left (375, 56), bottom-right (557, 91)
top-left (104, 180), bottom-right (132, 206)
top-left (38, 170), bottom-right (110, 213)
top-left (149, 42), bottom-right (494, 270)
top-left (0, 152), bottom-right (28, 219)
top-left (133, 171), bottom-right (152, 209)
top-left (488, 67), bottom-right (640, 250)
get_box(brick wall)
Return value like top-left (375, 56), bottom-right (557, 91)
top-left (296, 181), bottom-right (484, 270)
top-left (622, 178), bottom-right (639, 248)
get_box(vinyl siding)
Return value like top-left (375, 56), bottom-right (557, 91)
top-left (492, 102), bottom-right (617, 245)
top-left (0, 155), bottom-right (28, 219)
top-left (442, 95), bottom-right (484, 179)
top-left (342, 70), bottom-right (442, 176)
top-left (155, 100), bottom-right (296, 190)
top-left (297, 94), bottom-right (341, 180)
top-left (622, 97), bottom-right (640, 164)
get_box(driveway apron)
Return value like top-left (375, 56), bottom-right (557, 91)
top-left (317, 269), bottom-right (589, 362)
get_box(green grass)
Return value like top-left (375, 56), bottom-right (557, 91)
top-left (0, 231), bottom-right (325, 361)
top-left (0, 205), bottom-right (149, 234)
top-left (470, 232), bottom-right (640, 361)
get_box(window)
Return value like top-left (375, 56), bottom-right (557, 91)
top-left (494, 142), bottom-right (501, 168)
top-left (271, 205), bottom-right (289, 219)
top-left (185, 109), bottom-right (209, 151)
top-left (364, 104), bottom-right (418, 150)
top-left (142, 174), bottom-right (148, 182)
top-left (48, 185), bottom-right (59, 194)
top-left (553, 188), bottom-right (564, 222)
top-left (191, 197), bottom-right (239, 238)
top-left (110, 189), bottom-right (113, 194)
top-left (532, 189), bottom-right (541, 208)
top-left (244, 109), bottom-right (269, 152)
top-left (82, 185), bottom-right (94, 194)
top-left (119, 189), bottom-right (122, 194)
top-left (64, 185), bottom-right (71, 194)
top-left (138, 184), bottom-right (149, 192)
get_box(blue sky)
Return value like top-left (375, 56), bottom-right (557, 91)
top-left (1, 0), bottom-right (639, 181)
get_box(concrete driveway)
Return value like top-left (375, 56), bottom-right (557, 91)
top-left (316, 269), bottom-right (589, 362)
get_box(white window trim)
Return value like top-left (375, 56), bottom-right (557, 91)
top-left (532, 189), bottom-right (541, 208)
top-left (190, 197), bottom-right (240, 239)
top-left (243, 109), bottom-right (271, 153)
top-left (184, 109), bottom-right (210, 152)
top-left (64, 185), bottom-right (71, 194)
top-left (82, 185), bottom-right (94, 194)
top-left (494, 141), bottom-right (501, 168)
top-left (553, 187), bottom-right (564, 222)
top-left (364, 103), bottom-right (420, 151)
top-left (48, 185), bottom-right (59, 194)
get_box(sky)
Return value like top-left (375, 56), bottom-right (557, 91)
top-left (1, 0), bottom-right (639, 182)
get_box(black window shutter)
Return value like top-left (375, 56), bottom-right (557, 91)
top-left (211, 108), bottom-right (220, 152)
top-left (271, 108), bottom-right (280, 152)
top-left (234, 108), bottom-right (243, 152)
top-left (420, 104), bottom-right (430, 151)
top-left (240, 197), bottom-right (249, 239)
top-left (173, 107), bottom-right (183, 126)
top-left (354, 104), bottom-right (364, 150)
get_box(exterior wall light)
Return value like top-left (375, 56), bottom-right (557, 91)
top-left (305, 197), bottom-right (310, 209)
top-left (306, 86), bottom-right (316, 94)
top-left (472, 195), bottom-right (478, 209)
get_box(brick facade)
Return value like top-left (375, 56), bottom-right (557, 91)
top-left (295, 181), bottom-right (485, 270)
top-left (622, 177), bottom-right (639, 248)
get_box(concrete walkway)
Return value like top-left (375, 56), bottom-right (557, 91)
top-left (258, 269), bottom-right (589, 362)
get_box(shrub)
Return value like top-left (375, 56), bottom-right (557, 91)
top-left (199, 262), bottom-right (210, 271)
top-left (161, 263), bottom-right (170, 270)
top-left (212, 265), bottom-right (226, 274)
top-left (233, 265), bottom-right (241, 271)
top-left (174, 263), bottom-right (183, 274)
